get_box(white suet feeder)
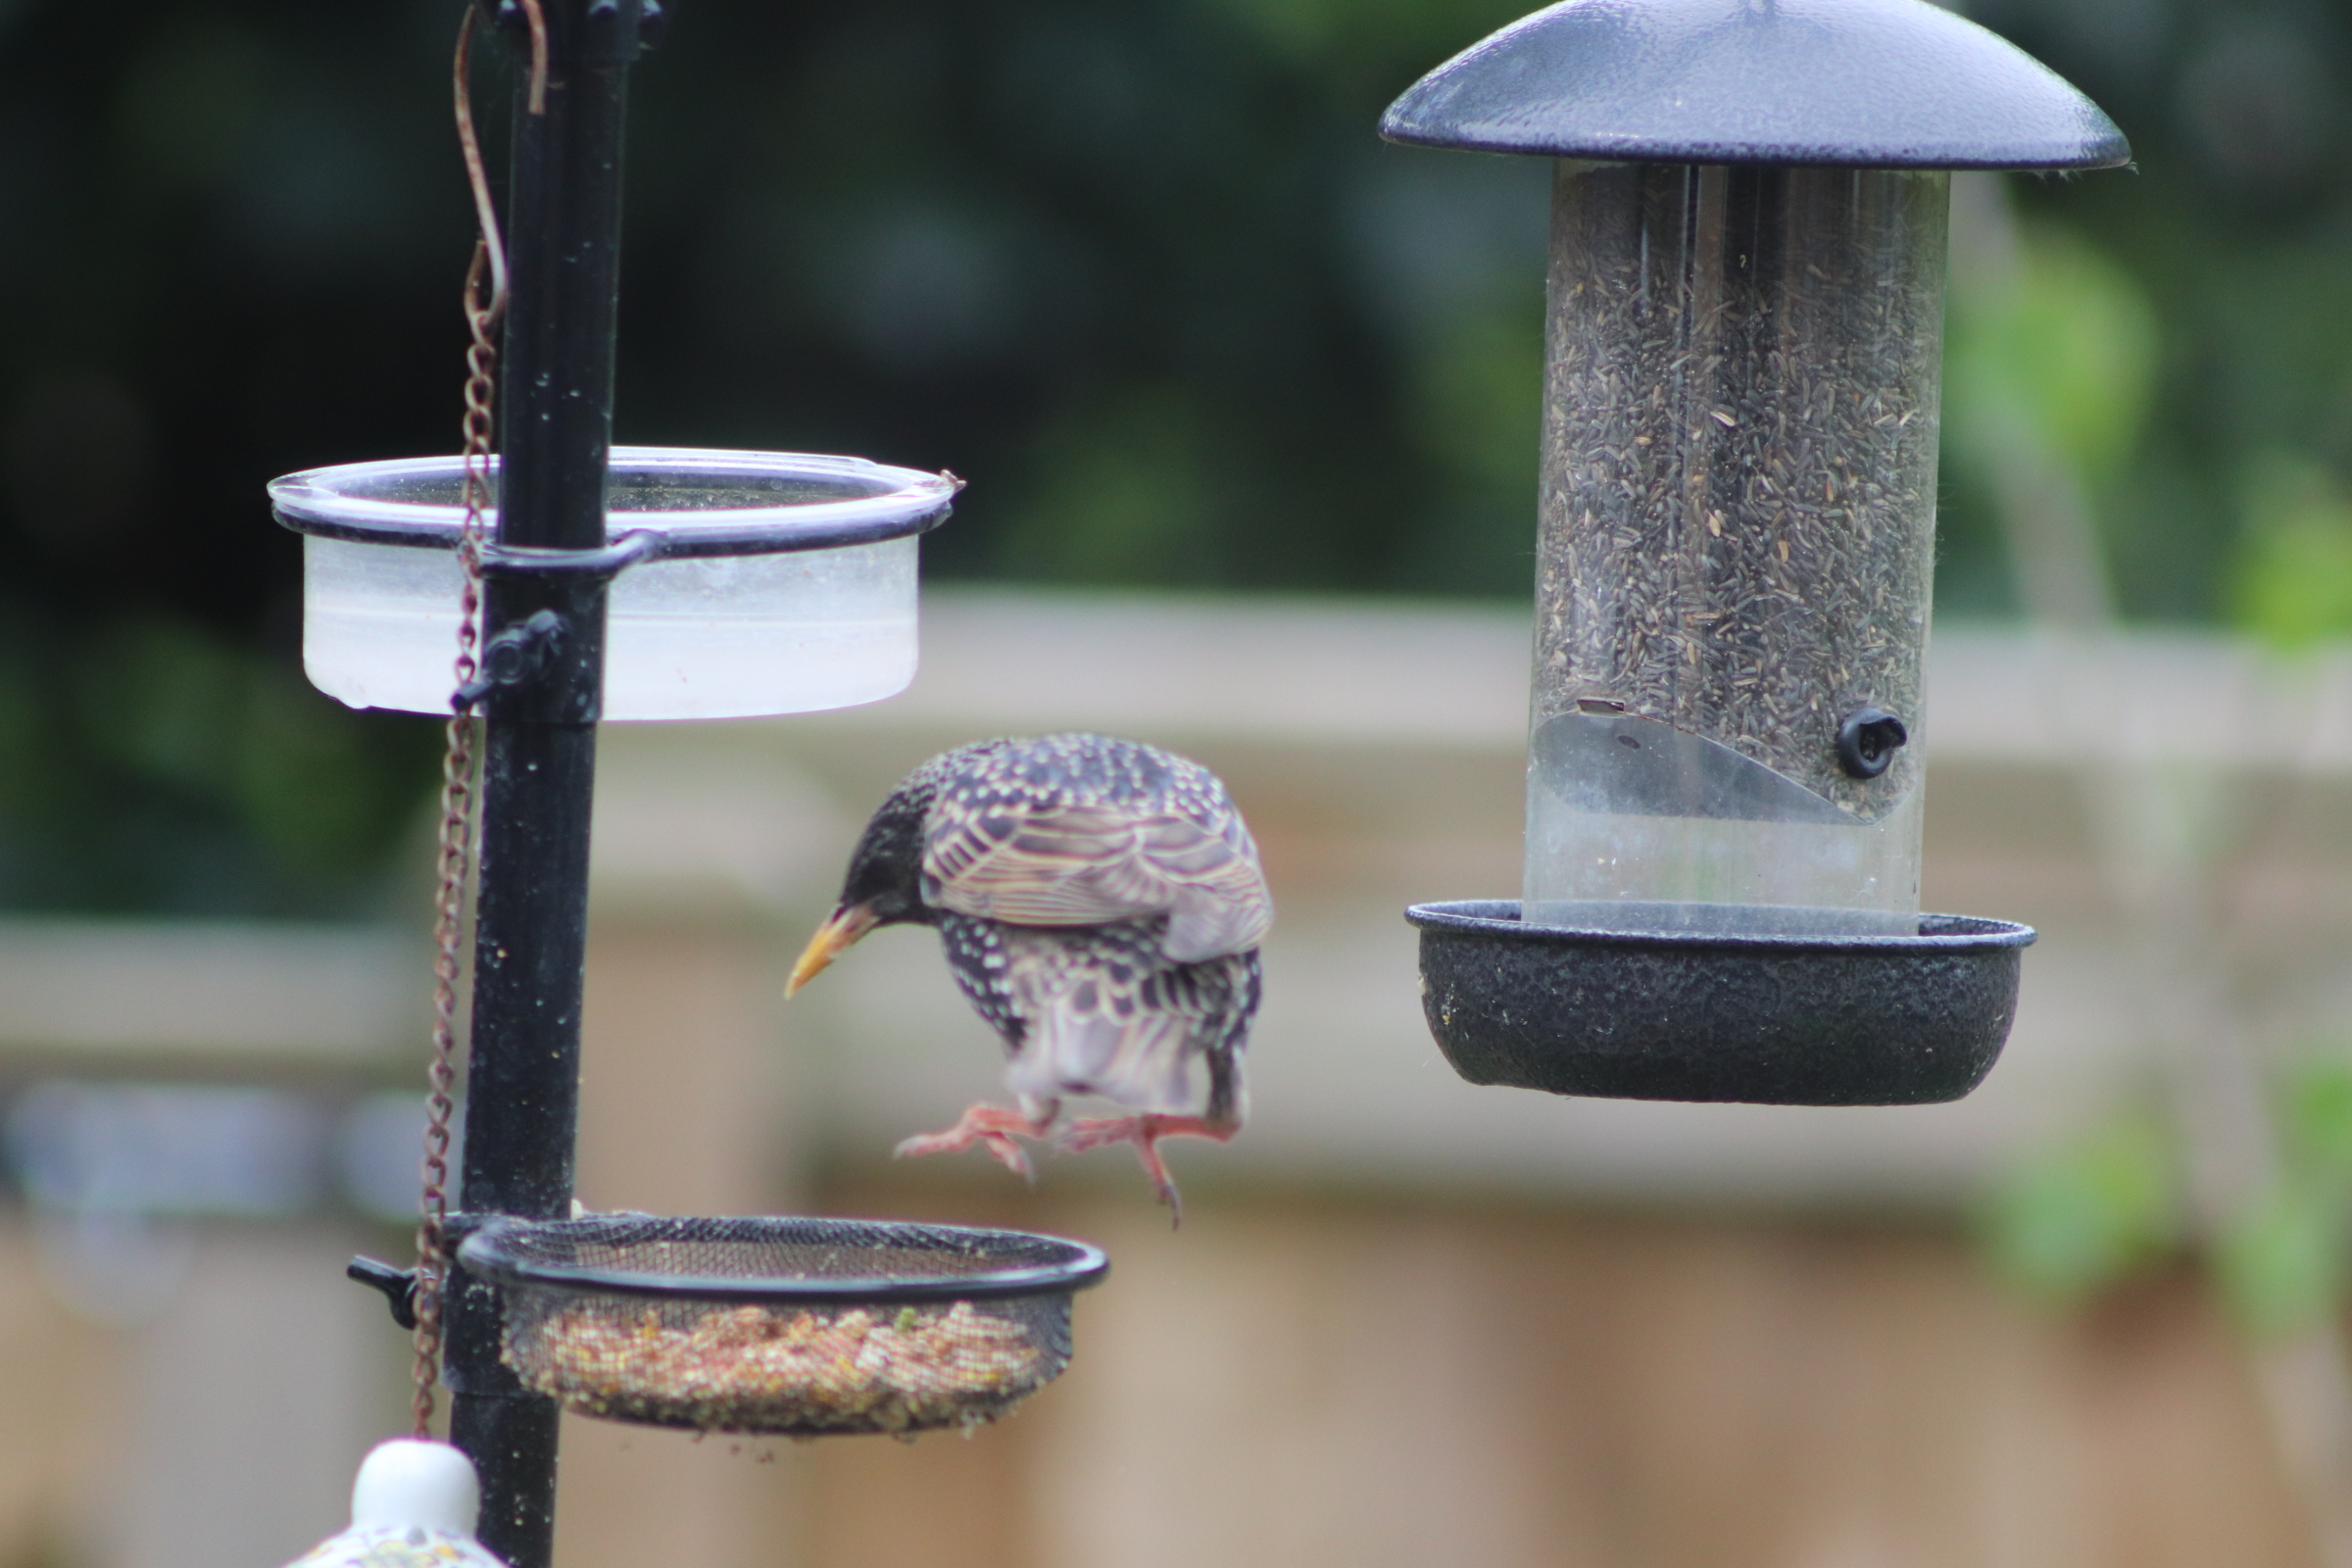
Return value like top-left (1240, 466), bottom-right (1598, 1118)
top-left (284, 1442), bottom-right (505, 1568)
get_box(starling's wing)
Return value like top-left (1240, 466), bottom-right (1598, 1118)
top-left (993, 925), bottom-right (1257, 1120)
top-left (924, 801), bottom-right (1272, 961)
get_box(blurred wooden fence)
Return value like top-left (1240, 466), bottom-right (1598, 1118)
top-left (4, 596), bottom-right (2350, 1568)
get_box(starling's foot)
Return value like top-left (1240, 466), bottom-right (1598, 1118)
top-left (1056, 1114), bottom-right (1236, 1226)
top-left (895, 1102), bottom-right (1055, 1183)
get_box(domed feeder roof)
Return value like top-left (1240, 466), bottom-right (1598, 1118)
top-left (1379, 0), bottom-right (2129, 170)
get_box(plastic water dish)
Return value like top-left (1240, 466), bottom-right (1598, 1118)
top-left (456, 1215), bottom-right (1109, 1438)
top-left (270, 448), bottom-right (957, 721)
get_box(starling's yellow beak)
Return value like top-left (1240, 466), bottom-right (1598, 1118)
top-left (786, 903), bottom-right (881, 997)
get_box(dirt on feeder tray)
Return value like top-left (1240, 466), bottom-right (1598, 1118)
top-left (508, 1299), bottom-right (1049, 1436)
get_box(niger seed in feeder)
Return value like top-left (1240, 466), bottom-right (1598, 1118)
top-left (1521, 159), bottom-right (1943, 932)
top-left (1531, 160), bottom-right (1939, 817)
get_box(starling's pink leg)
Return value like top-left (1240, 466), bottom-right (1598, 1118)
top-left (1056, 1114), bottom-right (1236, 1225)
top-left (895, 1102), bottom-right (1056, 1182)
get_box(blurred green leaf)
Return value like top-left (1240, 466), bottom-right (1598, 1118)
top-left (997, 385), bottom-right (1228, 586)
top-left (2229, 452), bottom-right (2352, 651)
top-left (1981, 1116), bottom-right (2178, 1301)
top-left (1946, 222), bottom-right (2160, 487)
top-left (10, 612), bottom-right (436, 911)
top-left (2285, 1055), bottom-right (2352, 1187)
top-left (74, 615), bottom-right (244, 796)
top-left (1385, 291), bottom-right (1543, 594)
top-left (1405, 294), bottom-right (1541, 501)
top-left (2216, 1183), bottom-right (2347, 1338)
top-left (233, 665), bottom-right (400, 881)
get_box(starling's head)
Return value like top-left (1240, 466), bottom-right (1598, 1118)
top-left (787, 743), bottom-right (1007, 997)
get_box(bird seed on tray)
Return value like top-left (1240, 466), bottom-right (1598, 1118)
top-left (506, 1299), bottom-right (1048, 1435)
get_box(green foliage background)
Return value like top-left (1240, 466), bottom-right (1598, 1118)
top-left (1983, 1059), bottom-right (2352, 1338)
top-left (3, 0), bottom-right (2351, 912)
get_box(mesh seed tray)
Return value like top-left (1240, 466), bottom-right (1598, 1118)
top-left (456, 1215), bottom-right (1108, 1438)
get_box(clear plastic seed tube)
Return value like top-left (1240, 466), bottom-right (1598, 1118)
top-left (1524, 162), bottom-right (1949, 937)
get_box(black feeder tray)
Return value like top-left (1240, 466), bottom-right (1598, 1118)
top-left (1408, 904), bottom-right (2034, 1104)
top-left (457, 1216), bottom-right (1108, 1437)
top-left (1381, 0), bottom-right (2122, 1106)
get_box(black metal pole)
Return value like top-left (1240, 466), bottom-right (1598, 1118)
top-left (443, 7), bottom-right (648, 1568)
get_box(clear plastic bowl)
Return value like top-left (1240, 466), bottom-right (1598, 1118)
top-left (269, 448), bottom-right (956, 722)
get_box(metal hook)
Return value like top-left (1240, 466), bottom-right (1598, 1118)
top-left (454, 11), bottom-right (510, 325)
top-left (452, 0), bottom-right (550, 324)
top-left (516, 0), bottom-right (550, 115)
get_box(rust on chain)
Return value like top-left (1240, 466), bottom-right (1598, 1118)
top-left (414, 15), bottom-right (512, 1445)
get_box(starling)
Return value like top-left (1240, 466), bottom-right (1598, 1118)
top-left (788, 733), bottom-right (1271, 1221)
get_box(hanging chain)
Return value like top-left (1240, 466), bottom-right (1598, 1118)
top-left (410, 241), bottom-right (496, 1440)
top-left (412, 1), bottom-right (543, 1440)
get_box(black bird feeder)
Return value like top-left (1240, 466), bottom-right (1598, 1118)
top-left (268, 8), bottom-right (1104, 1567)
top-left (1393, 0), bottom-right (2127, 1104)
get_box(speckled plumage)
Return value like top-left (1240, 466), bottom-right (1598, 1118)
top-left (795, 733), bottom-right (1271, 1213)
top-left (937, 912), bottom-right (1257, 1122)
top-left (918, 734), bottom-right (1271, 961)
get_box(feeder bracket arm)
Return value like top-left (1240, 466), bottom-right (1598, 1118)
top-left (456, 530), bottom-right (662, 715)
top-left (478, 527), bottom-right (663, 579)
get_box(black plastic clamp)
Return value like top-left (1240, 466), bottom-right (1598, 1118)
top-left (347, 1255), bottom-right (420, 1330)
top-left (456, 529), bottom-right (661, 722)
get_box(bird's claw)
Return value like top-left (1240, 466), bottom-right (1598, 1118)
top-left (986, 1134), bottom-right (1037, 1185)
top-left (894, 1102), bottom-right (1050, 1184)
top-left (1057, 1114), bottom-right (1233, 1228)
top-left (1152, 1171), bottom-right (1183, 1227)
top-left (890, 1127), bottom-right (1034, 1182)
